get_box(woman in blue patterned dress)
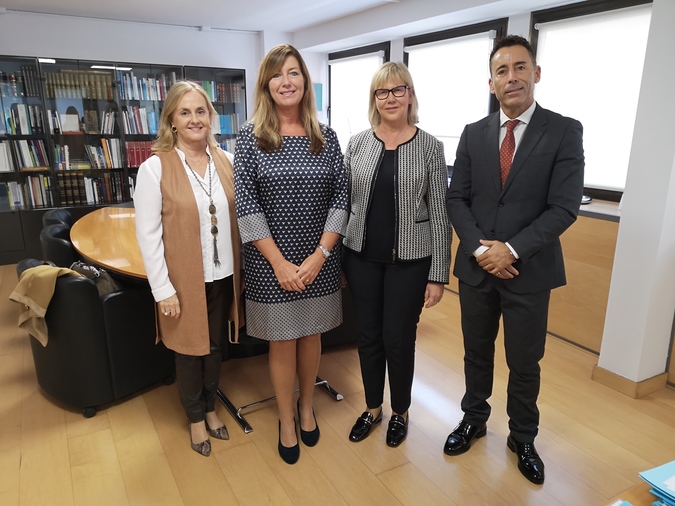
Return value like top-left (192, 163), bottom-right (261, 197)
top-left (234, 45), bottom-right (348, 464)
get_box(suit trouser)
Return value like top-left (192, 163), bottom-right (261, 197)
top-left (458, 277), bottom-right (550, 443)
top-left (175, 276), bottom-right (234, 424)
top-left (343, 249), bottom-right (430, 414)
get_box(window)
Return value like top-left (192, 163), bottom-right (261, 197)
top-left (532, 0), bottom-right (652, 198)
top-left (404, 20), bottom-right (507, 165)
top-left (329, 43), bottom-right (389, 152)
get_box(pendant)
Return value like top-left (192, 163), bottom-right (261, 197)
top-left (209, 204), bottom-right (216, 215)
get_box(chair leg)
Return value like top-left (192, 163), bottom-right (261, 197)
top-left (216, 375), bottom-right (344, 433)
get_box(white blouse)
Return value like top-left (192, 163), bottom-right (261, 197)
top-left (134, 146), bottom-right (234, 303)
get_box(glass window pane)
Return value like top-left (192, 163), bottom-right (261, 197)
top-left (535, 4), bottom-right (651, 191)
top-left (407, 32), bottom-right (493, 165)
top-left (329, 53), bottom-right (383, 152)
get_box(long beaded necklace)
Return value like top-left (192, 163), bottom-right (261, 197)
top-left (184, 153), bottom-right (221, 267)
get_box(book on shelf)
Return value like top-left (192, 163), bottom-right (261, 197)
top-left (1, 181), bottom-right (25, 209)
top-left (84, 110), bottom-right (100, 134)
top-left (0, 141), bottom-right (15, 172)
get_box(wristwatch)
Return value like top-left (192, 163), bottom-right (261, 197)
top-left (317, 244), bottom-right (331, 259)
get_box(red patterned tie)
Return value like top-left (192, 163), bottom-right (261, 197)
top-left (500, 119), bottom-right (519, 187)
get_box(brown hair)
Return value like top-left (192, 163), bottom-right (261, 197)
top-left (152, 80), bottom-right (218, 153)
top-left (250, 44), bottom-right (324, 154)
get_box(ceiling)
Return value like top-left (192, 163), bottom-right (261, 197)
top-left (0, 0), bottom-right (404, 33)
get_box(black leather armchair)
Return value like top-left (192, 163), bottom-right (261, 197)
top-left (18, 260), bottom-right (175, 417)
top-left (42, 208), bottom-right (74, 228)
top-left (40, 223), bottom-right (79, 267)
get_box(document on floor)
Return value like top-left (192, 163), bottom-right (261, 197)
top-left (639, 460), bottom-right (675, 506)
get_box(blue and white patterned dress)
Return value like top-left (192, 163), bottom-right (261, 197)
top-left (234, 123), bottom-right (348, 341)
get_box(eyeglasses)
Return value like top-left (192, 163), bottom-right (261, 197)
top-left (374, 85), bottom-right (410, 100)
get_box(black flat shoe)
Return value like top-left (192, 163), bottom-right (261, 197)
top-left (507, 435), bottom-right (545, 484)
top-left (297, 399), bottom-right (320, 447)
top-left (349, 409), bottom-right (382, 443)
top-left (278, 420), bottom-right (300, 465)
top-left (188, 422), bottom-right (211, 457)
top-left (386, 414), bottom-right (408, 447)
top-left (443, 420), bottom-right (487, 456)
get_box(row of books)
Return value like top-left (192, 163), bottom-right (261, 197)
top-left (0, 181), bottom-right (27, 210)
top-left (25, 174), bottom-right (54, 207)
top-left (0, 66), bottom-right (40, 98)
top-left (3, 103), bottom-right (45, 135)
top-left (85, 138), bottom-right (123, 169)
top-left (0, 141), bottom-right (15, 172)
top-left (43, 70), bottom-right (114, 100)
top-left (117, 70), bottom-right (178, 101)
top-left (55, 171), bottom-right (124, 206)
top-left (125, 141), bottom-right (154, 167)
top-left (219, 139), bottom-right (237, 154)
top-left (121, 106), bottom-right (158, 136)
top-left (14, 139), bottom-right (49, 169)
top-left (195, 80), bottom-right (244, 104)
top-left (213, 113), bottom-right (242, 135)
top-left (0, 176), bottom-right (54, 210)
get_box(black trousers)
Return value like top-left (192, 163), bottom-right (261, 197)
top-left (343, 249), bottom-right (430, 414)
top-left (458, 277), bottom-right (550, 443)
top-left (175, 276), bottom-right (234, 424)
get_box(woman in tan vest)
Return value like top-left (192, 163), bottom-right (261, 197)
top-left (134, 81), bottom-right (243, 457)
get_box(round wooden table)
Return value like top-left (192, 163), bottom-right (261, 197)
top-left (70, 206), bottom-right (146, 278)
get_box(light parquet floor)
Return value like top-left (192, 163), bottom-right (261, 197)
top-left (1, 263), bottom-right (673, 505)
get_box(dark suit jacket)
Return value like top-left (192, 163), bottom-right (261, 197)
top-left (447, 104), bottom-right (584, 294)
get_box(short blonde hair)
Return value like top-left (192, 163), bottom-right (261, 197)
top-left (368, 62), bottom-right (419, 128)
top-left (153, 81), bottom-right (218, 153)
top-left (250, 44), bottom-right (325, 154)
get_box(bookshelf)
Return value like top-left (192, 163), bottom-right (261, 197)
top-left (0, 55), bottom-right (246, 264)
top-left (115, 62), bottom-right (182, 198)
top-left (0, 56), bottom-right (52, 213)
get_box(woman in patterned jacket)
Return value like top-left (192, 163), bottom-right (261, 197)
top-left (343, 62), bottom-right (451, 448)
top-left (234, 45), bottom-right (348, 464)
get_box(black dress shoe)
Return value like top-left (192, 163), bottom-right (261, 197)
top-left (278, 420), bottom-right (300, 465)
top-left (297, 399), bottom-right (320, 447)
top-left (349, 409), bottom-right (382, 442)
top-left (386, 414), bottom-right (408, 447)
top-left (507, 435), bottom-right (545, 484)
top-left (443, 420), bottom-right (487, 456)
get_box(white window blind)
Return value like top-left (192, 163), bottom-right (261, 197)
top-left (329, 53), bottom-right (383, 152)
top-left (406, 31), bottom-right (493, 165)
top-left (535, 4), bottom-right (652, 191)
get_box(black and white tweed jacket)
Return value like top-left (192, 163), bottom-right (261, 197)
top-left (343, 128), bottom-right (451, 283)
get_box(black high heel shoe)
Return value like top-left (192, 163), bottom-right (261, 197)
top-left (278, 419), bottom-right (300, 464)
top-left (189, 422), bottom-right (211, 457)
top-left (297, 399), bottom-right (320, 447)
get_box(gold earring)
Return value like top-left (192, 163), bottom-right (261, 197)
top-left (171, 125), bottom-right (177, 133)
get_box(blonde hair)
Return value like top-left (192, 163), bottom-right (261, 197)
top-left (153, 81), bottom-right (219, 153)
top-left (250, 44), bottom-right (325, 154)
top-left (368, 62), bottom-right (419, 128)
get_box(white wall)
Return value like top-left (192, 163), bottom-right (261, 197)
top-left (0, 11), bottom-right (261, 115)
top-left (597, 0), bottom-right (675, 383)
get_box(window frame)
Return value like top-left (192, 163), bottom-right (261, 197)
top-left (530, 0), bottom-right (653, 202)
top-left (328, 42), bottom-right (390, 128)
top-left (403, 19), bottom-right (508, 118)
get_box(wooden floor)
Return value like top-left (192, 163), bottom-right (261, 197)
top-left (1, 263), bottom-right (673, 506)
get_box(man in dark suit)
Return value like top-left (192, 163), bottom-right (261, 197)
top-left (444, 35), bottom-right (584, 485)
